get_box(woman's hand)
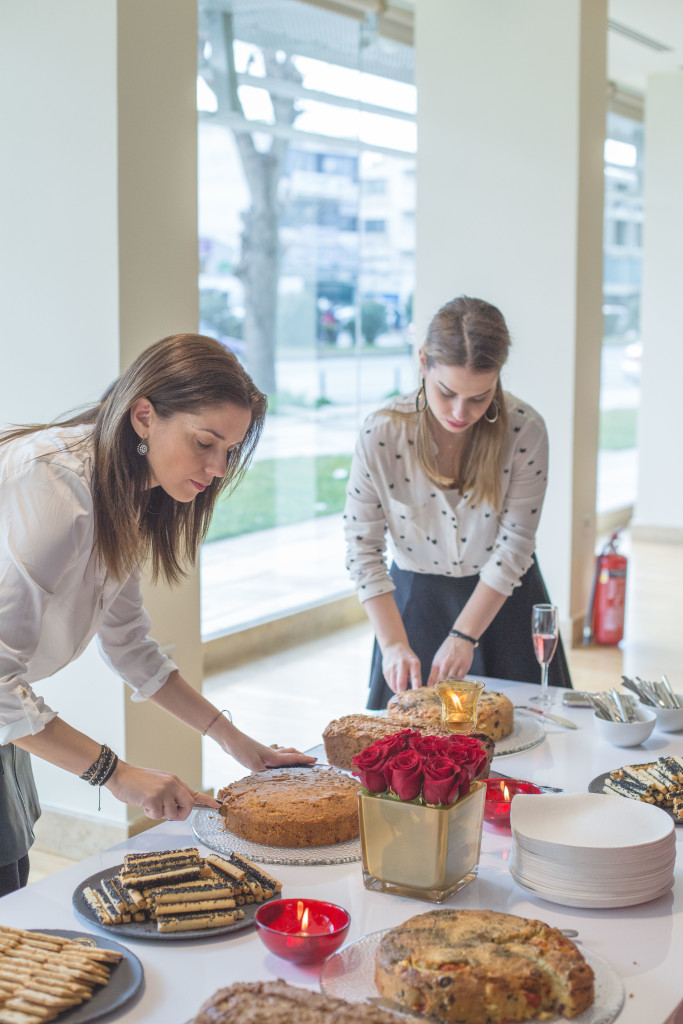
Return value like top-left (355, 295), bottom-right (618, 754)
top-left (219, 724), bottom-right (317, 773)
top-left (427, 635), bottom-right (475, 686)
top-left (105, 761), bottom-right (219, 821)
top-left (381, 642), bottom-right (422, 694)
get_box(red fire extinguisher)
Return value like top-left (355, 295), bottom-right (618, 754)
top-left (583, 531), bottom-right (627, 646)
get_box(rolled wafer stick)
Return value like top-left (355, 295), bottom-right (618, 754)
top-left (204, 855), bottom-right (245, 881)
top-left (123, 847), bottom-right (201, 869)
top-left (120, 865), bottom-right (209, 887)
top-left (82, 887), bottom-right (117, 926)
top-left (156, 908), bottom-right (243, 932)
top-left (228, 853), bottom-right (283, 893)
top-left (155, 898), bottom-right (237, 915)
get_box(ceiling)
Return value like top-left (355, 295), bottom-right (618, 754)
top-left (214, 0), bottom-right (683, 100)
top-left (608, 0), bottom-right (683, 96)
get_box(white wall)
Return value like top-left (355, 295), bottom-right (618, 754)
top-left (414, 0), bottom-right (606, 635)
top-left (0, 0), bottom-right (201, 833)
top-left (634, 72), bottom-right (683, 536)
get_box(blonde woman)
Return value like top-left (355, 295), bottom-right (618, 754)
top-left (344, 296), bottom-right (571, 709)
top-left (0, 334), bottom-right (313, 896)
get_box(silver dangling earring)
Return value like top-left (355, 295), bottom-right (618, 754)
top-left (415, 379), bottom-right (428, 413)
top-left (484, 399), bottom-right (500, 424)
top-left (136, 440), bottom-right (149, 456)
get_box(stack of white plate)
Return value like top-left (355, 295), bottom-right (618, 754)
top-left (510, 793), bottom-right (676, 908)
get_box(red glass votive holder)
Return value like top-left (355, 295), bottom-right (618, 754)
top-left (254, 898), bottom-right (350, 966)
top-left (484, 778), bottom-right (541, 828)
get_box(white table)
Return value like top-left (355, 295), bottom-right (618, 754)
top-left (1, 680), bottom-right (682, 1024)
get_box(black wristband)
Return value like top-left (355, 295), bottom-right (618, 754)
top-left (449, 628), bottom-right (479, 648)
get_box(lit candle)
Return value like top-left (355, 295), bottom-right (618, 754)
top-left (294, 902), bottom-right (334, 936)
top-left (435, 679), bottom-right (485, 734)
top-left (483, 778), bottom-right (541, 827)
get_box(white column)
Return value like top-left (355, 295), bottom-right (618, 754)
top-left (632, 73), bottom-right (683, 541)
top-left (414, 0), bottom-right (606, 642)
top-left (0, 0), bottom-right (201, 852)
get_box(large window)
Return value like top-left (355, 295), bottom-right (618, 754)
top-left (598, 110), bottom-right (643, 515)
top-left (197, 0), bottom-right (416, 639)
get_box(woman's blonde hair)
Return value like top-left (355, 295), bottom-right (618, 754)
top-left (0, 334), bottom-right (266, 584)
top-left (415, 296), bottom-right (510, 509)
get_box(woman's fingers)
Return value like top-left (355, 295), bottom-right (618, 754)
top-left (383, 646), bottom-right (421, 693)
top-left (108, 763), bottom-right (211, 821)
top-left (428, 637), bottom-right (474, 685)
top-left (193, 790), bottom-right (221, 809)
top-left (262, 748), bottom-right (316, 768)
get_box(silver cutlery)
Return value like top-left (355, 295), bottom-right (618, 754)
top-left (660, 675), bottom-right (679, 705)
top-left (489, 769), bottom-right (563, 793)
top-left (514, 706), bottom-right (577, 729)
top-left (622, 674), bottom-right (681, 709)
top-left (621, 675), bottom-right (656, 705)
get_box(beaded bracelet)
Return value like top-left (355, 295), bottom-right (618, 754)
top-left (80, 744), bottom-right (119, 787)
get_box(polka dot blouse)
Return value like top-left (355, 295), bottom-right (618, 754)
top-left (343, 391), bottom-right (549, 602)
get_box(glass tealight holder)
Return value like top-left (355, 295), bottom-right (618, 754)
top-left (435, 679), bottom-right (485, 735)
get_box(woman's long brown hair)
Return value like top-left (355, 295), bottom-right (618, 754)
top-left (0, 334), bottom-right (266, 584)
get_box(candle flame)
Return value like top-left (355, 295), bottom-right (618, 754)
top-left (503, 784), bottom-right (510, 801)
top-left (300, 907), bottom-right (310, 931)
top-left (452, 694), bottom-right (463, 712)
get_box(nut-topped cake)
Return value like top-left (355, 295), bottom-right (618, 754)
top-left (386, 686), bottom-right (514, 742)
top-left (323, 713), bottom-right (494, 776)
top-left (375, 909), bottom-right (594, 1024)
top-left (217, 766), bottom-right (359, 848)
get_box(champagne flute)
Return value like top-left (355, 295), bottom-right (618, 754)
top-left (530, 604), bottom-right (559, 706)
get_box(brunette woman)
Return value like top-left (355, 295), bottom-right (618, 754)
top-left (0, 334), bottom-right (313, 896)
top-left (344, 296), bottom-right (571, 708)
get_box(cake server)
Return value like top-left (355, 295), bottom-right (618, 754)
top-left (514, 705), bottom-right (577, 729)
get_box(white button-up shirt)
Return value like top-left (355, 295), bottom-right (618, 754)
top-left (344, 392), bottom-right (549, 602)
top-left (0, 425), bottom-right (177, 745)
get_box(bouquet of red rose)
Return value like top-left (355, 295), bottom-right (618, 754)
top-left (351, 730), bottom-right (488, 808)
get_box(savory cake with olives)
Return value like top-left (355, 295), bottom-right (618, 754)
top-left (375, 909), bottom-right (594, 1024)
top-left (386, 687), bottom-right (514, 742)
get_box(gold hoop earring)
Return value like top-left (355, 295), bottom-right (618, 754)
top-left (415, 379), bottom-right (428, 413)
top-left (484, 399), bottom-right (500, 424)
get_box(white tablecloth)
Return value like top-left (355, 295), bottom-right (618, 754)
top-left (1, 680), bottom-right (682, 1024)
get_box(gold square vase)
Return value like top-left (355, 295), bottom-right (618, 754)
top-left (358, 781), bottom-right (485, 903)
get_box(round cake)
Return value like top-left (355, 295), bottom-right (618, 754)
top-left (216, 766), bottom-right (359, 848)
top-left (375, 909), bottom-right (594, 1024)
top-left (386, 687), bottom-right (514, 742)
top-left (192, 980), bottom-right (403, 1024)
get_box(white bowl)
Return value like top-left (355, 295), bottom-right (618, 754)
top-left (593, 707), bottom-right (656, 747)
top-left (642, 696), bottom-right (683, 733)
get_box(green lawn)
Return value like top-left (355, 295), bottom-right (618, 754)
top-left (205, 410), bottom-right (638, 544)
top-left (206, 453), bottom-right (353, 543)
top-left (599, 407), bottom-right (638, 451)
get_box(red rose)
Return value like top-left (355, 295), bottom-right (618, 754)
top-left (422, 756), bottom-right (468, 806)
top-left (408, 734), bottom-right (447, 758)
top-left (376, 729), bottom-right (416, 757)
top-left (351, 745), bottom-right (390, 793)
top-left (384, 749), bottom-right (424, 801)
top-left (443, 736), bottom-right (488, 780)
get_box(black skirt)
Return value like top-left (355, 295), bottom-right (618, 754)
top-left (367, 558), bottom-right (572, 710)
